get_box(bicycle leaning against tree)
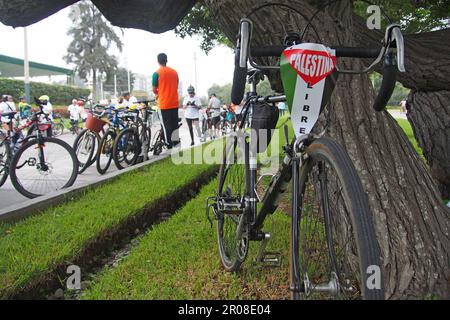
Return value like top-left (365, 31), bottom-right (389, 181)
top-left (207, 2), bottom-right (405, 300)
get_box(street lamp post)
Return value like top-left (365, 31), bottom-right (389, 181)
top-left (23, 27), bottom-right (30, 103)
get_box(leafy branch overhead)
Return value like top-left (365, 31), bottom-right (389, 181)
top-left (174, 3), bottom-right (232, 53)
top-left (175, 1), bottom-right (449, 54)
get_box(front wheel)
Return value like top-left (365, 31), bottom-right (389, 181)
top-left (0, 133), bottom-right (10, 187)
top-left (96, 130), bottom-right (115, 175)
top-left (73, 129), bottom-right (99, 174)
top-left (291, 137), bottom-right (384, 300)
top-left (9, 137), bottom-right (78, 198)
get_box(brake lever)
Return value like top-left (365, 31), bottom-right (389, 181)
top-left (391, 27), bottom-right (406, 73)
top-left (384, 24), bottom-right (406, 73)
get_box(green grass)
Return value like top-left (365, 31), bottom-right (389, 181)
top-left (396, 119), bottom-right (424, 158)
top-left (82, 178), bottom-right (291, 300)
top-left (0, 146), bottom-right (216, 298)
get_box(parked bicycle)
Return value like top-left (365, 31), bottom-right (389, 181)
top-left (113, 100), bottom-right (154, 170)
top-left (207, 3), bottom-right (405, 300)
top-left (73, 105), bottom-right (106, 174)
top-left (0, 98), bottom-right (78, 198)
top-left (52, 112), bottom-right (65, 137)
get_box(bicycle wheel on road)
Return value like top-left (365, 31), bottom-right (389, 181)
top-left (96, 130), bottom-right (115, 175)
top-left (113, 128), bottom-right (140, 170)
top-left (291, 137), bottom-right (383, 300)
top-left (9, 137), bottom-right (78, 198)
top-left (216, 134), bottom-right (249, 272)
top-left (52, 123), bottom-right (64, 137)
top-left (73, 129), bottom-right (99, 174)
top-left (0, 134), bottom-right (10, 187)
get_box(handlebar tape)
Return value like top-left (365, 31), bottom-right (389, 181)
top-left (231, 50), bottom-right (248, 105)
top-left (373, 52), bottom-right (397, 112)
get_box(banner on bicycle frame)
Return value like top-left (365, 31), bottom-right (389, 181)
top-left (280, 43), bottom-right (337, 137)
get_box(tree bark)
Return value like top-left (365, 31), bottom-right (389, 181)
top-left (353, 16), bottom-right (450, 198)
top-left (204, 0), bottom-right (450, 299)
top-left (407, 90), bottom-right (450, 199)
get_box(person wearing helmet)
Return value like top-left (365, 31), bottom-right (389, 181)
top-left (152, 53), bottom-right (180, 148)
top-left (39, 95), bottom-right (53, 120)
top-left (208, 93), bottom-right (222, 140)
top-left (183, 85), bottom-right (202, 146)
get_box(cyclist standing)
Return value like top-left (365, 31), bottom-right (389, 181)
top-left (152, 53), bottom-right (180, 149)
top-left (1, 94), bottom-right (16, 130)
top-left (18, 96), bottom-right (31, 120)
top-left (68, 99), bottom-right (80, 134)
top-left (183, 85), bottom-right (202, 146)
top-left (208, 93), bottom-right (221, 140)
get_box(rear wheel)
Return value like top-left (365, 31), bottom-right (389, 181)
top-left (113, 128), bottom-right (140, 170)
top-left (96, 130), bottom-right (115, 175)
top-left (291, 137), bottom-right (384, 300)
top-left (9, 137), bottom-right (78, 198)
top-left (216, 133), bottom-right (249, 272)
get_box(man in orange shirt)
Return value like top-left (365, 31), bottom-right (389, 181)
top-left (152, 53), bottom-right (180, 148)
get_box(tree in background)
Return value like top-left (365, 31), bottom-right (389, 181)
top-left (64, 1), bottom-right (123, 101)
top-left (104, 67), bottom-right (135, 96)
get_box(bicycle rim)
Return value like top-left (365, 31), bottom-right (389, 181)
top-left (216, 134), bottom-right (249, 272)
top-left (96, 131), bottom-right (115, 174)
top-left (74, 130), bottom-right (97, 173)
top-left (0, 136), bottom-right (10, 187)
top-left (10, 137), bottom-right (78, 198)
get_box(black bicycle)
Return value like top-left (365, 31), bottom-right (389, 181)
top-left (113, 101), bottom-right (154, 169)
top-left (207, 3), bottom-right (405, 300)
top-left (1, 98), bottom-right (78, 198)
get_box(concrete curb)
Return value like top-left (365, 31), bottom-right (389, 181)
top-left (0, 153), bottom-right (171, 223)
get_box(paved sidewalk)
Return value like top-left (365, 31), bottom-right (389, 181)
top-left (0, 109), bottom-right (205, 211)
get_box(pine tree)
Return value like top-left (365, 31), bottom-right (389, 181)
top-left (64, 1), bottom-right (123, 101)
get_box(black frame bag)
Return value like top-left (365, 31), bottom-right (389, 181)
top-left (251, 102), bottom-right (279, 153)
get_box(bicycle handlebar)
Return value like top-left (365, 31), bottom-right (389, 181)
top-left (232, 20), bottom-right (406, 112)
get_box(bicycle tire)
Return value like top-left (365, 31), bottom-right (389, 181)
top-left (216, 134), bottom-right (249, 272)
top-left (52, 123), bottom-right (64, 137)
top-left (73, 129), bottom-right (99, 174)
top-left (96, 130), bottom-right (115, 175)
top-left (291, 137), bottom-right (383, 300)
top-left (9, 137), bottom-right (78, 198)
top-left (0, 134), bottom-right (10, 187)
top-left (113, 127), bottom-right (140, 170)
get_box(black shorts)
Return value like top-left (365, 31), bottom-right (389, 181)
top-left (211, 116), bottom-right (220, 127)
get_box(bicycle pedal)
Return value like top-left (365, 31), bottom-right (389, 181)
top-left (254, 251), bottom-right (282, 268)
top-left (253, 233), bottom-right (282, 267)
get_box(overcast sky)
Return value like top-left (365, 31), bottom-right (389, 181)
top-left (0, 5), bottom-right (235, 97)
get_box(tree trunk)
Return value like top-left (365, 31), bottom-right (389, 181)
top-left (204, 0), bottom-right (450, 299)
top-left (353, 17), bottom-right (450, 198)
top-left (92, 69), bottom-right (97, 102)
top-left (408, 90), bottom-right (450, 199)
